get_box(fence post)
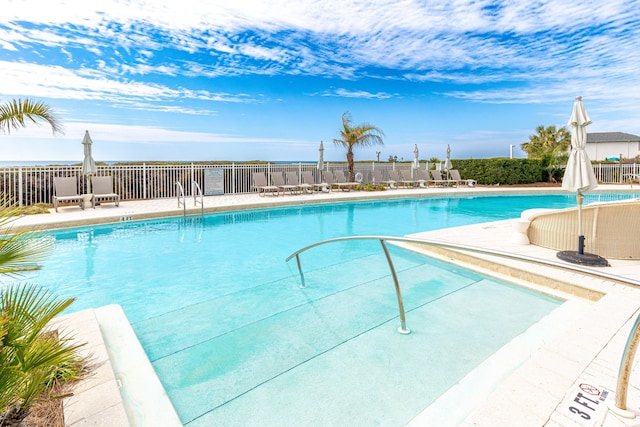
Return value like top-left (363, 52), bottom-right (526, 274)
top-left (18, 167), bottom-right (23, 206)
top-left (190, 162), bottom-right (195, 196)
top-left (232, 163), bottom-right (236, 194)
top-left (143, 163), bottom-right (147, 199)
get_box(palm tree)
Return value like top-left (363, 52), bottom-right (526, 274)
top-left (521, 125), bottom-right (571, 182)
top-left (0, 200), bottom-right (84, 426)
top-left (0, 98), bottom-right (64, 135)
top-left (333, 112), bottom-right (384, 182)
top-left (521, 125), bottom-right (570, 159)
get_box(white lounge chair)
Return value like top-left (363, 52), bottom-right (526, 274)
top-left (430, 170), bottom-right (458, 187)
top-left (302, 171), bottom-right (328, 192)
top-left (252, 172), bottom-right (280, 196)
top-left (52, 177), bottom-right (84, 212)
top-left (372, 170), bottom-right (395, 189)
top-left (415, 170), bottom-right (431, 188)
top-left (286, 171), bottom-right (312, 194)
top-left (331, 170), bottom-right (359, 191)
top-left (398, 170), bottom-right (418, 188)
top-left (449, 169), bottom-right (476, 187)
top-left (272, 172), bottom-right (298, 195)
top-left (91, 176), bottom-right (120, 208)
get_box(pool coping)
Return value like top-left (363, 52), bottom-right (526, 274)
top-left (57, 305), bottom-right (182, 427)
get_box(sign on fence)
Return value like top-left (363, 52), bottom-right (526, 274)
top-left (204, 169), bottom-right (224, 195)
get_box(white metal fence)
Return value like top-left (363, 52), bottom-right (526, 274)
top-left (0, 162), bottom-right (395, 206)
top-left (1, 162), bottom-right (637, 206)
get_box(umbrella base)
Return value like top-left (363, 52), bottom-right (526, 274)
top-left (556, 250), bottom-right (609, 267)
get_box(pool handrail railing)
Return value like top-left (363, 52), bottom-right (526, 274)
top-left (287, 234), bottom-right (640, 416)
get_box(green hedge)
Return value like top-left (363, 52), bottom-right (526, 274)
top-left (450, 158), bottom-right (544, 185)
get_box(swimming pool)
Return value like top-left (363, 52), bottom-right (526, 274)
top-left (19, 192), bottom-right (636, 425)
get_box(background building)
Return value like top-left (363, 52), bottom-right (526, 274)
top-left (586, 132), bottom-right (640, 161)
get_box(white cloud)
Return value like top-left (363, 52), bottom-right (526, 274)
top-left (0, 61), bottom-right (258, 105)
top-left (319, 88), bottom-right (394, 100)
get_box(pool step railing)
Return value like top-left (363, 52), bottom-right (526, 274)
top-left (192, 180), bottom-right (204, 216)
top-left (285, 236), bottom-right (640, 342)
top-left (176, 181), bottom-right (186, 217)
top-left (287, 233), bottom-right (640, 403)
top-left (176, 181), bottom-right (205, 218)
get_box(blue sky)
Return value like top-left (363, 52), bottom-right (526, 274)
top-left (1, 1), bottom-right (639, 163)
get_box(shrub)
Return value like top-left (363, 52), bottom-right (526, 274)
top-left (451, 158), bottom-right (545, 185)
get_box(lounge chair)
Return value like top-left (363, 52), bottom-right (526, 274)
top-left (252, 172), bottom-right (280, 196)
top-left (430, 170), bottom-right (458, 187)
top-left (398, 170), bottom-right (418, 188)
top-left (271, 172), bottom-right (298, 195)
top-left (302, 171), bottom-right (328, 192)
top-left (449, 169), bottom-right (476, 187)
top-left (332, 170), bottom-right (359, 191)
top-left (372, 170), bottom-right (395, 189)
top-left (52, 177), bottom-right (84, 212)
top-left (286, 171), bottom-right (312, 194)
top-left (415, 170), bottom-right (431, 188)
top-left (91, 176), bottom-right (120, 208)
top-left (527, 199), bottom-right (640, 259)
top-left (387, 170), bottom-right (400, 187)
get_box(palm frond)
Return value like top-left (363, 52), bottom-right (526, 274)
top-left (0, 98), bottom-right (64, 135)
top-left (1, 285), bottom-right (75, 345)
top-left (0, 195), bottom-right (53, 276)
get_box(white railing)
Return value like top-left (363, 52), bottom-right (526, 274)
top-left (0, 162), bottom-right (636, 206)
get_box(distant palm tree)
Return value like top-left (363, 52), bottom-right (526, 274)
top-left (521, 125), bottom-right (571, 182)
top-left (521, 125), bottom-right (570, 158)
top-left (333, 112), bottom-right (384, 182)
top-left (0, 98), bottom-right (64, 135)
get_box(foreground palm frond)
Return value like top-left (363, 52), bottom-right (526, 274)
top-left (0, 196), bottom-right (53, 276)
top-left (0, 285), bottom-right (84, 426)
top-left (0, 99), bottom-right (64, 135)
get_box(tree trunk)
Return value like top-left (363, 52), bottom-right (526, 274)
top-left (1, 407), bottom-right (30, 427)
top-left (347, 151), bottom-right (354, 182)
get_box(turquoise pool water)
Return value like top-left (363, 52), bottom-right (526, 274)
top-left (19, 192), bottom-right (636, 425)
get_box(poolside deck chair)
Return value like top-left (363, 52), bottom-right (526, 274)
top-left (430, 170), bottom-right (458, 187)
top-left (415, 170), bottom-right (431, 188)
top-left (372, 170), bottom-right (395, 189)
top-left (272, 172), bottom-right (298, 195)
top-left (52, 177), bottom-right (84, 212)
top-left (332, 170), bottom-right (359, 191)
top-left (449, 169), bottom-right (476, 187)
top-left (91, 176), bottom-right (120, 208)
top-left (252, 172), bottom-right (280, 196)
top-left (388, 170), bottom-right (414, 188)
top-left (286, 171), bottom-right (312, 194)
top-left (398, 170), bottom-right (418, 188)
top-left (302, 171), bottom-right (328, 192)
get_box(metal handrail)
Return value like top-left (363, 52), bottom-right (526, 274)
top-left (287, 236), bottom-right (410, 334)
top-left (192, 180), bottom-right (204, 216)
top-left (286, 234), bottom-right (640, 401)
top-left (609, 314), bottom-right (640, 418)
top-left (175, 181), bottom-right (186, 217)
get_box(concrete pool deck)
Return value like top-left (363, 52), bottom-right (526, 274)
top-left (8, 184), bottom-right (640, 426)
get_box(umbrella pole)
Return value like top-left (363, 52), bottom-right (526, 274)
top-left (577, 192), bottom-right (584, 255)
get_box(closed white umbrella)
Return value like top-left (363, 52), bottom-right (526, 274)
top-left (412, 144), bottom-right (419, 169)
top-left (558, 96), bottom-right (608, 266)
top-left (81, 130), bottom-right (97, 193)
top-left (444, 144), bottom-right (453, 179)
top-left (317, 140), bottom-right (324, 171)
